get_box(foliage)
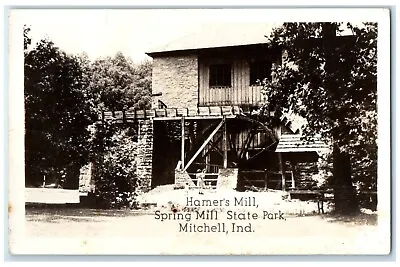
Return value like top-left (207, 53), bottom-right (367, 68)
top-left (84, 53), bottom-right (152, 207)
top-left (86, 52), bottom-right (152, 112)
top-left (24, 38), bottom-right (96, 188)
top-left (92, 124), bottom-right (139, 208)
top-left (24, 25), bottom-right (31, 51)
top-left (24, 25), bottom-right (153, 202)
top-left (262, 22), bottom-right (377, 212)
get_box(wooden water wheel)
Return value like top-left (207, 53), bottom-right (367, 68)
top-left (182, 115), bottom-right (279, 189)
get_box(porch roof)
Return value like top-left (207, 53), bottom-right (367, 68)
top-left (275, 134), bottom-right (330, 153)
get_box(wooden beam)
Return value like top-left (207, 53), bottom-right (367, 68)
top-left (290, 162), bottom-right (295, 189)
top-left (223, 116), bottom-right (228, 168)
top-left (228, 133), bottom-right (236, 151)
top-left (205, 135), bottom-right (223, 158)
top-left (264, 170), bottom-right (268, 189)
top-left (247, 148), bottom-right (266, 161)
top-left (239, 126), bottom-right (257, 159)
top-left (183, 118), bottom-right (225, 171)
top-left (278, 152), bottom-right (286, 191)
top-left (153, 115), bottom-right (236, 121)
top-left (291, 170), bottom-right (295, 189)
top-left (181, 117), bottom-right (185, 170)
top-left (205, 149), bottom-right (210, 172)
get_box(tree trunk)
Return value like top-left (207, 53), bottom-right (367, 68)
top-left (63, 164), bottom-right (81, 189)
top-left (333, 145), bottom-right (359, 214)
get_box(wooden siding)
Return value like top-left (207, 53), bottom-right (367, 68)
top-left (199, 58), bottom-right (266, 107)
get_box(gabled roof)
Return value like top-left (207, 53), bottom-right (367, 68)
top-left (276, 111), bottom-right (330, 153)
top-left (146, 23), bottom-right (279, 55)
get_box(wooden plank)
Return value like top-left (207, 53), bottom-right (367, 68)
top-left (205, 146), bottom-right (210, 172)
top-left (183, 119), bottom-right (225, 171)
top-left (199, 60), bottom-right (204, 106)
top-left (101, 106), bottom-right (242, 123)
top-left (146, 109), bottom-right (155, 118)
top-left (122, 110), bottom-right (126, 123)
top-left (155, 109), bottom-right (167, 117)
top-left (181, 117), bottom-right (185, 170)
top-left (223, 117), bottom-right (228, 168)
top-left (264, 170), bottom-right (268, 189)
top-left (153, 115), bottom-right (236, 121)
top-left (125, 110), bottom-right (136, 120)
top-left (111, 111), bottom-right (122, 121)
top-left (135, 110), bottom-right (145, 119)
top-left (242, 60), bottom-right (247, 104)
top-left (291, 170), bottom-right (295, 189)
top-left (209, 106), bottom-right (222, 116)
top-left (206, 135), bottom-right (223, 158)
top-left (240, 170), bottom-right (266, 174)
top-left (188, 108), bottom-right (198, 117)
top-left (165, 108), bottom-right (177, 117)
top-left (221, 106), bottom-right (233, 115)
top-left (103, 111), bottom-right (113, 120)
top-left (198, 107), bottom-right (210, 116)
top-left (242, 179), bottom-right (267, 183)
top-left (237, 61), bottom-right (241, 105)
top-left (177, 108), bottom-right (189, 117)
top-left (278, 152), bottom-right (286, 191)
top-left (239, 126), bottom-right (256, 159)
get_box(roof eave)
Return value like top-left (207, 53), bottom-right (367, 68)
top-left (146, 42), bottom-right (270, 58)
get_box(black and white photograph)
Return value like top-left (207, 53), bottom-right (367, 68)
top-left (8, 8), bottom-right (391, 255)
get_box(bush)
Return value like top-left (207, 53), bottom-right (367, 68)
top-left (92, 126), bottom-right (139, 209)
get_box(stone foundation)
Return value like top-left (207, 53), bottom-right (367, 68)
top-left (136, 119), bottom-right (154, 192)
top-left (175, 169), bottom-right (195, 187)
top-left (217, 168), bottom-right (239, 190)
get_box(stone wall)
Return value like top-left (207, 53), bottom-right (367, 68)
top-left (136, 119), bottom-right (154, 192)
top-left (152, 55), bottom-right (199, 109)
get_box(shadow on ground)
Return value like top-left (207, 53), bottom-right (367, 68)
top-left (25, 204), bottom-right (144, 223)
top-left (322, 212), bottom-right (378, 226)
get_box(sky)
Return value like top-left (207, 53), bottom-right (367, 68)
top-left (18, 9), bottom-right (206, 62)
top-left (15, 9), bottom-right (283, 62)
top-left (10, 8), bottom-right (378, 63)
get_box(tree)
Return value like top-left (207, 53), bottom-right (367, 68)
top-left (85, 53), bottom-right (152, 207)
top-left (86, 52), bottom-right (152, 113)
top-left (23, 25), bottom-right (31, 51)
top-left (86, 52), bottom-right (152, 158)
top-left (263, 22), bottom-right (377, 213)
top-left (24, 38), bottom-right (96, 188)
top-left (131, 59), bottom-right (152, 109)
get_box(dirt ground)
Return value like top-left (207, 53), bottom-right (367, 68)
top-left (21, 201), bottom-right (387, 255)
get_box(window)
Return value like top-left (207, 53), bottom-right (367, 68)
top-left (249, 61), bottom-right (272, 85)
top-left (209, 64), bottom-right (231, 87)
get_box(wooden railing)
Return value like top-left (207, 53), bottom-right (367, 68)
top-left (200, 85), bottom-right (267, 106)
top-left (239, 169), bottom-right (295, 190)
top-left (100, 106), bottom-right (243, 123)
